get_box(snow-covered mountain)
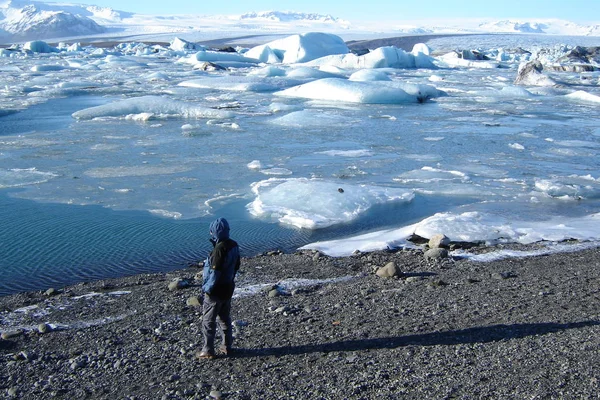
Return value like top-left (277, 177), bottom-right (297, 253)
top-left (1, 0), bottom-right (599, 44)
top-left (239, 11), bottom-right (349, 26)
top-left (0, 0), bottom-right (133, 41)
top-left (479, 19), bottom-right (600, 36)
top-left (0, 3), bottom-right (105, 40)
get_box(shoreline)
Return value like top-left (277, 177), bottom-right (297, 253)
top-left (1, 243), bottom-right (599, 398)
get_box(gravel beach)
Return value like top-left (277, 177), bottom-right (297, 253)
top-left (1, 244), bottom-right (599, 399)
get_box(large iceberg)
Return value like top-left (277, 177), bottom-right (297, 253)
top-left (246, 32), bottom-right (349, 64)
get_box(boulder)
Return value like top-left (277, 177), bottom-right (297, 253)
top-left (424, 248), bottom-right (449, 261)
top-left (186, 296), bottom-right (201, 307)
top-left (375, 262), bottom-right (403, 278)
top-left (38, 323), bottom-right (52, 334)
top-left (557, 46), bottom-right (600, 65)
top-left (168, 278), bottom-right (190, 291)
top-left (515, 60), bottom-right (557, 86)
top-left (428, 234), bottom-right (450, 249)
top-left (193, 62), bottom-right (227, 71)
top-left (1, 330), bottom-right (23, 340)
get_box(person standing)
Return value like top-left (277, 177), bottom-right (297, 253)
top-left (197, 217), bottom-right (240, 359)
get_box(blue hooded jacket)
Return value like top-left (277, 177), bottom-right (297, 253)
top-left (202, 218), bottom-right (240, 299)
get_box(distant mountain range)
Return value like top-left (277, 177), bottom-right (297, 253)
top-left (239, 11), bottom-right (346, 24)
top-left (1, 0), bottom-right (599, 44)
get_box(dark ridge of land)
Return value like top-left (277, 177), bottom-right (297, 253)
top-left (1, 244), bottom-right (599, 399)
top-left (0, 33), bottom-right (472, 50)
top-left (345, 34), bottom-right (473, 52)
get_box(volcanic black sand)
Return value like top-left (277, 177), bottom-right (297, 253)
top-left (1, 243), bottom-right (599, 399)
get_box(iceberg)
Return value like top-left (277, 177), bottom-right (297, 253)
top-left (180, 49), bottom-right (258, 68)
top-left (274, 78), bottom-right (441, 104)
top-left (246, 32), bottom-right (349, 64)
top-left (565, 90), bottom-right (600, 104)
top-left (23, 40), bottom-right (58, 53)
top-left (306, 46), bottom-right (437, 69)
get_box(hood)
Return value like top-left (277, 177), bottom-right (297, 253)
top-left (209, 217), bottom-right (230, 242)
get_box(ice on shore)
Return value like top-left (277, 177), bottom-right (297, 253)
top-left (72, 95), bottom-right (235, 120)
top-left (455, 241), bottom-right (600, 262)
top-left (233, 276), bottom-right (356, 298)
top-left (248, 178), bottom-right (414, 229)
top-left (303, 211), bottom-right (600, 256)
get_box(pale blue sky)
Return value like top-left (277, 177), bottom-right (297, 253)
top-left (46, 0), bottom-right (600, 23)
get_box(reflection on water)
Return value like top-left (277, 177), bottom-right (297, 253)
top-left (0, 191), bottom-right (468, 296)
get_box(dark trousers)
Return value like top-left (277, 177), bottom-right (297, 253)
top-left (201, 294), bottom-right (233, 353)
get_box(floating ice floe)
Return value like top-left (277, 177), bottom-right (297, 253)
top-left (0, 168), bottom-right (58, 188)
top-left (437, 51), bottom-right (501, 69)
top-left (316, 149), bottom-right (374, 157)
top-left (392, 167), bottom-right (488, 197)
top-left (270, 109), bottom-right (350, 127)
top-left (72, 95), bottom-right (235, 120)
top-left (247, 160), bottom-right (263, 170)
top-left (149, 209), bottom-right (183, 219)
top-left (349, 69), bottom-right (392, 81)
top-left (84, 165), bottom-right (192, 178)
top-left (285, 66), bottom-right (343, 79)
top-left (274, 78), bottom-right (442, 104)
top-left (564, 90), bottom-right (600, 104)
top-left (509, 143), bottom-right (525, 150)
top-left (260, 168), bottom-right (293, 176)
top-left (533, 175), bottom-right (600, 200)
top-left (248, 177), bottom-right (414, 229)
top-left (178, 76), bottom-right (301, 92)
top-left (179, 49), bottom-right (258, 68)
top-left (247, 66), bottom-right (287, 77)
top-left (30, 64), bottom-right (71, 72)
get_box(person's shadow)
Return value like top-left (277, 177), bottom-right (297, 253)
top-left (234, 320), bottom-right (599, 358)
